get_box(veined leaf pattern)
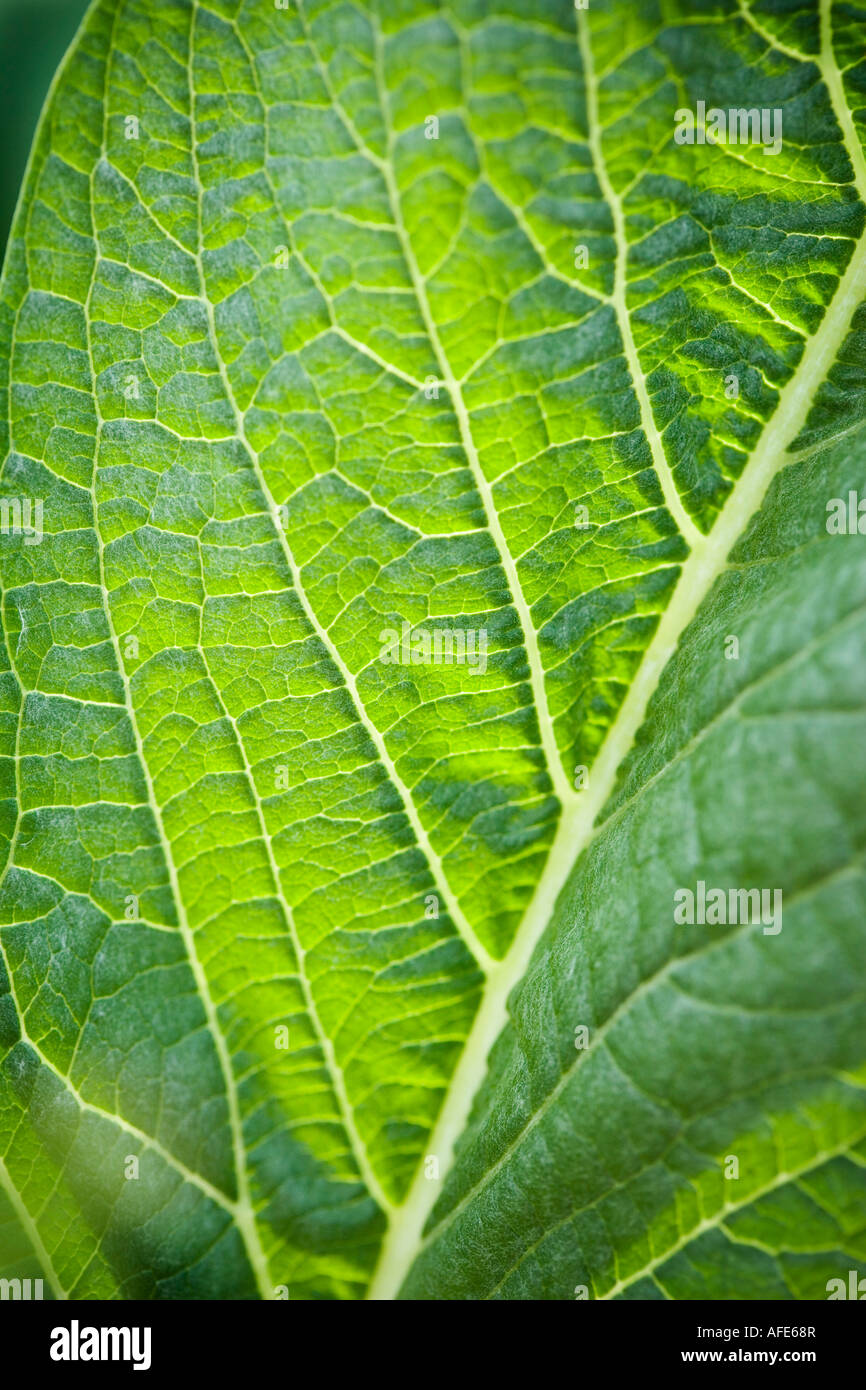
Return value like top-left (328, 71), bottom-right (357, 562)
top-left (0, 0), bottom-right (864, 1299)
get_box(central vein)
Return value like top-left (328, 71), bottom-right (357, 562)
top-left (367, 2), bottom-right (866, 1299)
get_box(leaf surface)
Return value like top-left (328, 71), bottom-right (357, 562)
top-left (0, 0), bottom-right (864, 1300)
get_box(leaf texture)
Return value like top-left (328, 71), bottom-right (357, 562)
top-left (0, 0), bottom-right (864, 1300)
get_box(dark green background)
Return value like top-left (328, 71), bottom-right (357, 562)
top-left (0, 0), bottom-right (91, 255)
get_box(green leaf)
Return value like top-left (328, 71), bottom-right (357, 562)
top-left (397, 431), bottom-right (866, 1300)
top-left (0, 0), bottom-right (864, 1301)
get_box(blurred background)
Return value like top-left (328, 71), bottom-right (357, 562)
top-left (0, 0), bottom-right (91, 254)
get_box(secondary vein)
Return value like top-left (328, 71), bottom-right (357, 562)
top-left (577, 10), bottom-right (704, 551)
top-left (369, 14), bottom-right (574, 808)
top-left (368, 11), bottom-right (866, 1297)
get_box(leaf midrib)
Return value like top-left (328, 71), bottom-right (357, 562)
top-left (400, 856), bottom-right (866, 1283)
top-left (1, 0), bottom-right (864, 1304)
top-left (367, 6), bottom-right (866, 1298)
